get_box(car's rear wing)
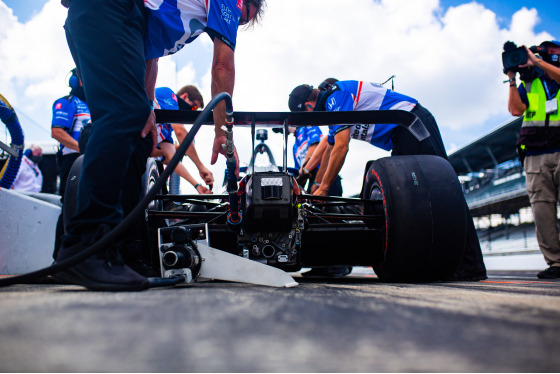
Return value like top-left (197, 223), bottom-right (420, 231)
top-left (154, 109), bottom-right (430, 142)
top-left (155, 109), bottom-right (430, 175)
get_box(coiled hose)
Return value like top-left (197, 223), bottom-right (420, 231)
top-left (0, 92), bottom-right (234, 287)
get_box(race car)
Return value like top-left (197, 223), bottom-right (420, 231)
top-left (63, 99), bottom-right (467, 287)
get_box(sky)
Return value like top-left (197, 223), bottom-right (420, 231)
top-left (1, 0), bottom-right (558, 196)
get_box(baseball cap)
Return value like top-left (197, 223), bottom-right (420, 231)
top-left (541, 40), bottom-right (560, 48)
top-left (288, 84), bottom-right (313, 112)
top-left (540, 41), bottom-right (560, 65)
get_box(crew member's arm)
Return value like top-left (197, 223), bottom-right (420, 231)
top-left (310, 142), bottom-right (333, 194)
top-left (210, 39), bottom-right (239, 175)
top-left (171, 123), bottom-right (215, 188)
top-left (302, 143), bottom-right (319, 167)
top-left (52, 128), bottom-right (79, 152)
top-left (142, 58), bottom-right (159, 155)
top-left (160, 142), bottom-right (212, 194)
top-left (300, 127), bottom-right (323, 170)
top-left (506, 71), bottom-right (527, 116)
top-left (172, 123), bottom-right (187, 143)
top-left (313, 128), bottom-right (351, 196)
top-left (301, 136), bottom-right (329, 175)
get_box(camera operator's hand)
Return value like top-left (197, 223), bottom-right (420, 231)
top-left (520, 46), bottom-right (539, 68)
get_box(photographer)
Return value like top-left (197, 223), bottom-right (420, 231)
top-left (505, 40), bottom-right (560, 279)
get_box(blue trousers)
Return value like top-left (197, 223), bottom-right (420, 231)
top-left (64, 0), bottom-right (152, 246)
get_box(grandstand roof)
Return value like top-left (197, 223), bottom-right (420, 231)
top-left (448, 117), bottom-right (522, 176)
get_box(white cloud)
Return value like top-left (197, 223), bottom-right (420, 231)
top-left (0, 0), bottom-right (556, 195)
top-left (0, 0), bottom-right (74, 141)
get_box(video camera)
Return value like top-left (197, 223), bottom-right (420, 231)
top-left (502, 41), bottom-right (546, 80)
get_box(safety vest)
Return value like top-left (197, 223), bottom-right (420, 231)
top-left (517, 77), bottom-right (560, 150)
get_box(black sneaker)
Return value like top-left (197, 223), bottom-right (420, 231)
top-left (302, 266), bottom-right (352, 278)
top-left (54, 241), bottom-right (150, 291)
top-left (537, 267), bottom-right (560, 279)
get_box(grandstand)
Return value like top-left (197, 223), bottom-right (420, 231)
top-left (449, 117), bottom-right (551, 270)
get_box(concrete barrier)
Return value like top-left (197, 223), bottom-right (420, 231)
top-left (0, 188), bottom-right (60, 274)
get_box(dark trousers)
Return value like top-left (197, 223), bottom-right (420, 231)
top-left (63, 0), bottom-right (152, 247)
top-left (391, 103), bottom-right (486, 276)
top-left (54, 152), bottom-right (81, 259)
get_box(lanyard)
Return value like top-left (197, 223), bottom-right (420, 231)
top-left (543, 80), bottom-right (552, 100)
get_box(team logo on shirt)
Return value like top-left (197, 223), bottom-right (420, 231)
top-left (327, 97), bottom-right (337, 111)
top-left (237, 0), bottom-right (243, 11)
top-left (163, 98), bottom-right (175, 107)
top-left (221, 4), bottom-right (235, 24)
top-left (56, 103), bottom-right (62, 110)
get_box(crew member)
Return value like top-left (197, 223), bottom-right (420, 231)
top-left (506, 41), bottom-right (560, 279)
top-left (55, 0), bottom-right (267, 291)
top-left (288, 80), bottom-right (486, 281)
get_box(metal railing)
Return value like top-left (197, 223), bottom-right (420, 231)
top-left (465, 180), bottom-right (527, 208)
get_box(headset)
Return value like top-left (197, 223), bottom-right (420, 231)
top-left (68, 68), bottom-right (80, 90)
top-left (318, 78), bottom-right (339, 92)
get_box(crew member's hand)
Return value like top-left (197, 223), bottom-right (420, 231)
top-left (312, 184), bottom-right (328, 196)
top-left (196, 184), bottom-right (213, 195)
top-left (211, 134), bottom-right (240, 177)
top-left (141, 110), bottom-right (158, 156)
top-left (198, 167), bottom-right (215, 190)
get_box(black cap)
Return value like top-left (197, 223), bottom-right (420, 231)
top-left (288, 84), bottom-right (313, 112)
top-left (541, 40), bottom-right (560, 48)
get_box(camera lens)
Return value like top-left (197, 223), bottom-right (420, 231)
top-left (507, 50), bottom-right (526, 66)
top-left (503, 46), bottom-right (528, 70)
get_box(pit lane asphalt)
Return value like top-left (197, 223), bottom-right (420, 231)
top-left (0, 269), bottom-right (559, 372)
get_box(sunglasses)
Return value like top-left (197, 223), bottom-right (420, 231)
top-left (239, 1), bottom-right (250, 26)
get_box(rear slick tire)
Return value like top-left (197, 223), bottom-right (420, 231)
top-left (363, 155), bottom-right (466, 282)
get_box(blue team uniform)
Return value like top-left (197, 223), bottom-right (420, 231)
top-left (51, 96), bottom-right (91, 155)
top-left (293, 126), bottom-right (323, 169)
top-left (154, 87), bottom-right (179, 143)
top-left (326, 80), bottom-right (418, 151)
top-left (144, 0), bottom-right (243, 59)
